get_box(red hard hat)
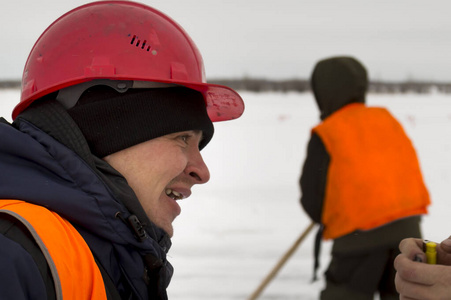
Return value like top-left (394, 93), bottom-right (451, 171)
top-left (13, 0), bottom-right (244, 121)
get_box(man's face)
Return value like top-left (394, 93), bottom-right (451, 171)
top-left (104, 130), bottom-right (210, 237)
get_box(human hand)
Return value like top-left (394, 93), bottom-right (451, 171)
top-left (394, 237), bottom-right (451, 299)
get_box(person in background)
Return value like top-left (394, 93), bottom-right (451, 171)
top-left (395, 236), bottom-right (451, 299)
top-left (299, 56), bottom-right (429, 299)
top-left (0, 1), bottom-right (244, 299)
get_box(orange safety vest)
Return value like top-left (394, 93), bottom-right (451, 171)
top-left (313, 103), bottom-right (430, 240)
top-left (0, 199), bottom-right (107, 300)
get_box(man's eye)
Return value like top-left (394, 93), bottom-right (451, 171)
top-left (179, 135), bottom-right (190, 143)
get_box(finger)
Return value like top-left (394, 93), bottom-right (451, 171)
top-left (400, 295), bottom-right (421, 300)
top-left (394, 254), bottom-right (436, 285)
top-left (399, 238), bottom-right (423, 252)
top-left (399, 238), bottom-right (425, 260)
top-left (434, 238), bottom-right (451, 265)
top-left (395, 271), bottom-right (430, 300)
top-left (399, 291), bottom-right (422, 300)
top-left (399, 296), bottom-right (419, 300)
top-left (439, 237), bottom-right (451, 253)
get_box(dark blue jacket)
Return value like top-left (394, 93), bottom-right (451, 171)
top-left (0, 100), bottom-right (173, 299)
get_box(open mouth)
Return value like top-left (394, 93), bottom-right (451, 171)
top-left (165, 188), bottom-right (183, 200)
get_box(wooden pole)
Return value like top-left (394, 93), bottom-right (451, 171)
top-left (247, 222), bottom-right (316, 300)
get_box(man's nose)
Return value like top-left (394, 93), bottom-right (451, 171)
top-left (185, 150), bottom-right (210, 184)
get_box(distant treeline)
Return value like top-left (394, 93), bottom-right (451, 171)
top-left (2, 78), bottom-right (451, 94)
top-left (210, 78), bottom-right (451, 94)
top-left (0, 81), bottom-right (20, 89)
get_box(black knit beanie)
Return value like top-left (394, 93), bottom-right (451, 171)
top-left (67, 86), bottom-right (214, 157)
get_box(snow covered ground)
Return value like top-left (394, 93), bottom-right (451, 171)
top-left (1, 89), bottom-right (450, 299)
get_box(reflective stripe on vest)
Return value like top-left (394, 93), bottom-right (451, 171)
top-left (0, 200), bottom-right (107, 300)
top-left (313, 103), bottom-right (430, 239)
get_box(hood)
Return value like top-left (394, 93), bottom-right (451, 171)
top-left (311, 56), bottom-right (368, 120)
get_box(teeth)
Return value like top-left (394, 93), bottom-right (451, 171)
top-left (165, 189), bottom-right (183, 200)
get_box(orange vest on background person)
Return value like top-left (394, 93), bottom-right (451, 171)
top-left (313, 103), bottom-right (430, 240)
top-left (0, 199), bottom-right (107, 300)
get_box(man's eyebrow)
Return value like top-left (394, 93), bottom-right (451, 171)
top-left (193, 130), bottom-right (203, 137)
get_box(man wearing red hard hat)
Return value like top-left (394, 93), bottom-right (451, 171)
top-left (0, 1), bottom-right (244, 299)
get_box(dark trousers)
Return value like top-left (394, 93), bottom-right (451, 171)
top-left (320, 247), bottom-right (399, 300)
top-left (320, 216), bottom-right (422, 300)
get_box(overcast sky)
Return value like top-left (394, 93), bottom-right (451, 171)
top-left (2, 0), bottom-right (451, 82)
